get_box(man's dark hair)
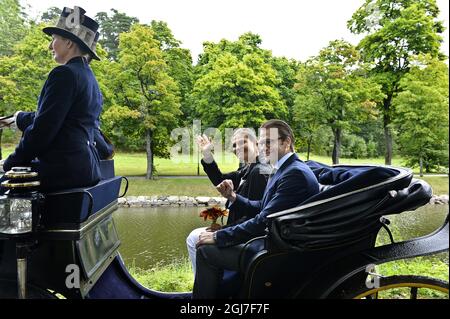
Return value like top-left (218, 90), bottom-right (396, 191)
top-left (261, 119), bottom-right (295, 152)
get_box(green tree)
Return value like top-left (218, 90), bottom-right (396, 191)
top-left (0, 75), bottom-right (18, 158)
top-left (194, 32), bottom-right (297, 125)
top-left (0, 22), bottom-right (55, 158)
top-left (150, 21), bottom-right (194, 124)
top-left (348, 0), bottom-right (445, 165)
top-left (393, 56), bottom-right (449, 174)
top-left (357, 117), bottom-right (387, 157)
top-left (192, 52), bottom-right (287, 130)
top-left (270, 57), bottom-right (300, 123)
top-left (40, 6), bottom-right (61, 23)
top-left (196, 33), bottom-right (269, 73)
top-left (292, 87), bottom-right (326, 160)
top-left (341, 134), bottom-right (369, 159)
top-left (96, 9), bottom-right (139, 61)
top-left (0, 0), bottom-right (27, 56)
top-left (0, 23), bottom-right (55, 112)
top-left (114, 24), bottom-right (181, 179)
top-left (294, 40), bottom-right (383, 164)
top-left (192, 33), bottom-right (287, 130)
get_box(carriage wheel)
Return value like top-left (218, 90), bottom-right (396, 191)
top-left (343, 275), bottom-right (449, 299)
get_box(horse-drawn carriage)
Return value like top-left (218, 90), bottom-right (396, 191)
top-left (0, 160), bottom-right (448, 299)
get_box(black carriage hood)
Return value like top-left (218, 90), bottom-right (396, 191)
top-left (266, 161), bottom-right (432, 251)
top-left (303, 161), bottom-right (411, 204)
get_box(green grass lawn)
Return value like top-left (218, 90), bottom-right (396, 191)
top-left (420, 176), bottom-right (449, 195)
top-left (115, 152), bottom-right (448, 176)
top-left (128, 257), bottom-right (194, 293)
top-left (123, 177), bottom-right (219, 197)
top-left (115, 152), bottom-right (450, 196)
top-left (3, 145), bottom-right (447, 176)
top-left (114, 153), bottom-right (240, 176)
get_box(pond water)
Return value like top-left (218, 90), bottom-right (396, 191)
top-left (113, 206), bottom-right (214, 269)
top-left (113, 204), bottom-right (449, 269)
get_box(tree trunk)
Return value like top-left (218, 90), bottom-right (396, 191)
top-left (146, 129), bottom-right (153, 179)
top-left (383, 95), bottom-right (393, 165)
top-left (0, 129), bottom-right (3, 160)
top-left (306, 135), bottom-right (312, 161)
top-left (332, 128), bottom-right (341, 165)
top-left (419, 157), bottom-right (423, 177)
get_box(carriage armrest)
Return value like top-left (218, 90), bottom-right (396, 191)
top-left (238, 236), bottom-right (267, 273)
top-left (40, 176), bottom-right (123, 227)
top-left (319, 183), bottom-right (333, 192)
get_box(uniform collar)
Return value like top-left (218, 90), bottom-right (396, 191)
top-left (65, 56), bottom-right (88, 65)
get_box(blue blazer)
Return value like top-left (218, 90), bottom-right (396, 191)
top-left (215, 153), bottom-right (320, 247)
top-left (4, 56), bottom-right (103, 191)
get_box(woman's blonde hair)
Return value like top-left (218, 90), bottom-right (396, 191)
top-left (232, 128), bottom-right (257, 143)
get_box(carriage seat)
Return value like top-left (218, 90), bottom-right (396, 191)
top-left (39, 160), bottom-right (122, 227)
top-left (221, 162), bottom-right (433, 298)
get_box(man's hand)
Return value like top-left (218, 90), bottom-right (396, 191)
top-left (196, 134), bottom-right (214, 163)
top-left (196, 231), bottom-right (216, 248)
top-left (216, 179), bottom-right (236, 203)
top-left (0, 111), bottom-right (21, 129)
top-left (0, 116), bottom-right (14, 128)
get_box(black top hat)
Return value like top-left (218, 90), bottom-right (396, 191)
top-left (43, 6), bottom-right (100, 60)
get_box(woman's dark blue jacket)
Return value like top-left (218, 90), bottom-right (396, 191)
top-left (4, 56), bottom-right (103, 191)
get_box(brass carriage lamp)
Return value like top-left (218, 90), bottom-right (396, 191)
top-left (0, 195), bottom-right (33, 234)
top-left (0, 167), bottom-right (42, 299)
top-left (0, 167), bottom-right (40, 235)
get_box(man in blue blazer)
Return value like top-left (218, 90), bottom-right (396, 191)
top-left (193, 119), bottom-right (320, 298)
top-left (1, 7), bottom-right (104, 192)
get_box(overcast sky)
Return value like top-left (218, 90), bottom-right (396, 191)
top-left (21, 0), bottom-right (449, 63)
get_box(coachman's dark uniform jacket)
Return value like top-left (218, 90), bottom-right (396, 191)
top-left (4, 56), bottom-right (103, 192)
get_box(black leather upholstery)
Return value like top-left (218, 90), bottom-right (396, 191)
top-left (267, 164), bottom-right (419, 251)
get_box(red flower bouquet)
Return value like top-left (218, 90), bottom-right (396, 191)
top-left (199, 206), bottom-right (228, 231)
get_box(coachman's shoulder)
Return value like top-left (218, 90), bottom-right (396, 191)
top-left (47, 65), bottom-right (76, 82)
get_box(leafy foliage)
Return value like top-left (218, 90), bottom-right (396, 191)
top-left (0, 3), bottom-right (448, 175)
top-left (150, 21), bottom-right (194, 124)
top-left (0, 0), bottom-right (27, 56)
top-left (40, 6), bottom-right (61, 23)
top-left (103, 24), bottom-right (182, 177)
top-left (192, 33), bottom-right (288, 130)
top-left (96, 9), bottom-right (139, 61)
top-left (293, 40), bottom-right (383, 164)
top-left (0, 23), bottom-right (55, 114)
top-left (348, 0), bottom-right (445, 164)
top-left (393, 56), bottom-right (449, 172)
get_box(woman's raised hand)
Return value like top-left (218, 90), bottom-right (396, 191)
top-left (196, 134), bottom-right (214, 162)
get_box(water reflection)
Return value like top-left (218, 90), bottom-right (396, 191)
top-left (113, 204), bottom-right (448, 269)
top-left (113, 206), bottom-right (226, 268)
